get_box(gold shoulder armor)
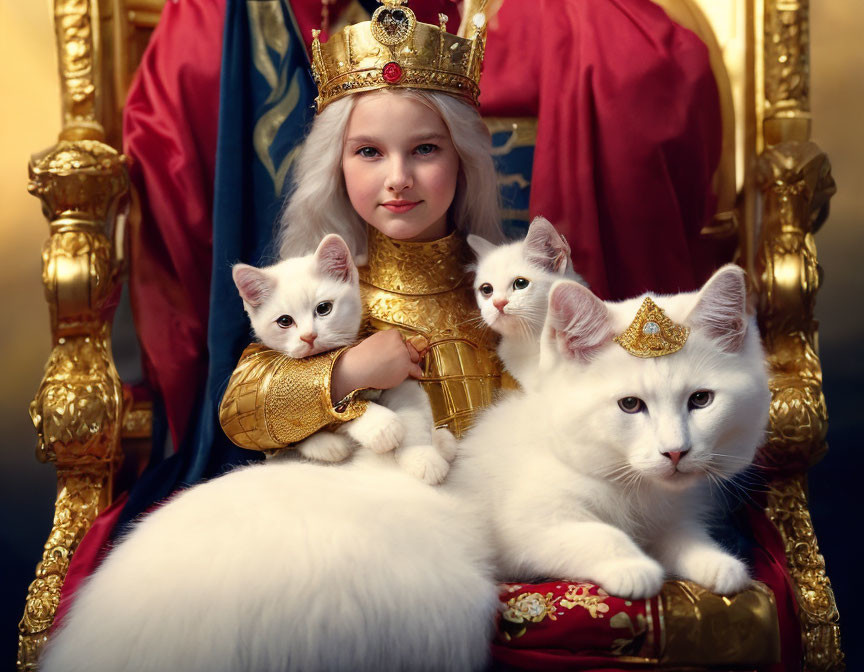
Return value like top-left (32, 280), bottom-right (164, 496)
top-left (219, 343), bottom-right (368, 450)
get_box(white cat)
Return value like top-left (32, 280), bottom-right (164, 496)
top-left (232, 234), bottom-right (455, 485)
top-left (40, 458), bottom-right (499, 672)
top-left (40, 242), bottom-right (495, 672)
top-left (447, 264), bottom-right (770, 599)
top-left (468, 216), bottom-right (586, 389)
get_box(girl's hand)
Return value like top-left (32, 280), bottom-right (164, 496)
top-left (331, 330), bottom-right (424, 403)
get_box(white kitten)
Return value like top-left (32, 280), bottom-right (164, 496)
top-left (468, 216), bottom-right (586, 389)
top-left (232, 234), bottom-right (454, 484)
top-left (448, 264), bottom-right (770, 599)
top-left (40, 459), bottom-right (498, 672)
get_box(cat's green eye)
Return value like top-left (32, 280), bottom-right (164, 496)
top-left (688, 390), bottom-right (714, 410)
top-left (513, 277), bottom-right (530, 290)
top-left (479, 283), bottom-right (493, 296)
top-left (276, 315), bottom-right (294, 328)
top-left (618, 396), bottom-right (645, 414)
top-left (315, 301), bottom-right (333, 317)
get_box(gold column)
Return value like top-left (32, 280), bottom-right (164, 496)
top-left (16, 0), bottom-right (129, 668)
top-left (756, 2), bottom-right (844, 661)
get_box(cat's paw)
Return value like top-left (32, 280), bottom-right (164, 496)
top-left (344, 404), bottom-right (405, 454)
top-left (679, 550), bottom-right (751, 595)
top-left (397, 444), bottom-right (451, 485)
top-left (593, 557), bottom-right (665, 599)
top-left (432, 427), bottom-right (458, 463)
top-left (297, 432), bottom-right (354, 463)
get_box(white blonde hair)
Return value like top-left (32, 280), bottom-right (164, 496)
top-left (278, 89), bottom-right (503, 262)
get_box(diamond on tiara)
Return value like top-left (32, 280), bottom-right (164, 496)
top-left (614, 297), bottom-right (690, 358)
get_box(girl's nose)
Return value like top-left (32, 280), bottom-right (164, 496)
top-left (384, 158), bottom-right (412, 192)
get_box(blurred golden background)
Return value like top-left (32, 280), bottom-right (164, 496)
top-left (1, 0), bottom-right (861, 666)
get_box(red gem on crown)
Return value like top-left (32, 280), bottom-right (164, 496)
top-left (382, 62), bottom-right (403, 84)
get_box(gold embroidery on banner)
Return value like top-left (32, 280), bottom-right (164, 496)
top-left (248, 1), bottom-right (303, 196)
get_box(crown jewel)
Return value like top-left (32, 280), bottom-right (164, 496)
top-left (310, 0), bottom-right (488, 113)
top-left (613, 297), bottom-right (690, 358)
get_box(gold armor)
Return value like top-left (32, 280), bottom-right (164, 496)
top-left (219, 227), bottom-right (503, 450)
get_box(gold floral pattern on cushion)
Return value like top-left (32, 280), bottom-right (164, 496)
top-left (498, 582), bottom-right (613, 642)
top-left (494, 580), bottom-right (780, 668)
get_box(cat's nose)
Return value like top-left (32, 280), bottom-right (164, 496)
top-left (662, 449), bottom-right (689, 467)
top-left (493, 298), bottom-right (509, 312)
top-left (300, 333), bottom-right (318, 346)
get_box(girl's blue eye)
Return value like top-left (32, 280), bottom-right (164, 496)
top-left (357, 147), bottom-right (379, 158)
top-left (415, 144), bottom-right (437, 156)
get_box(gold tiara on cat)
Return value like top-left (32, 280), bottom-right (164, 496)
top-left (614, 297), bottom-right (690, 358)
top-left (310, 0), bottom-right (488, 113)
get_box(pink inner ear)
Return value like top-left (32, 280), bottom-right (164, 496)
top-left (316, 236), bottom-right (356, 283)
top-left (233, 265), bottom-right (272, 308)
top-left (692, 266), bottom-right (748, 352)
top-left (525, 218), bottom-right (569, 273)
top-left (548, 281), bottom-right (611, 362)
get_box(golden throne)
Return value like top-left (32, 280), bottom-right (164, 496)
top-left (16, 0), bottom-right (843, 670)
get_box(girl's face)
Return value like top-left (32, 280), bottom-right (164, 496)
top-left (342, 93), bottom-right (460, 242)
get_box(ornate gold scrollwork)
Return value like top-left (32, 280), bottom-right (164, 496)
top-left (763, 0), bottom-right (811, 146)
top-left (766, 476), bottom-right (843, 672)
top-left (755, 141), bottom-right (843, 672)
top-left (17, 92), bottom-right (130, 672)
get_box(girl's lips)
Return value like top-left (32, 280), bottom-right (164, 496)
top-left (381, 200), bottom-right (421, 213)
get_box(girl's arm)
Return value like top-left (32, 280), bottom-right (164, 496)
top-left (219, 330), bottom-right (423, 450)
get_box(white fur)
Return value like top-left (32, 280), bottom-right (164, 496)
top-left (448, 265), bottom-right (770, 599)
top-left (468, 216), bottom-right (585, 389)
top-left (234, 235), bottom-right (455, 483)
top-left (40, 459), bottom-right (498, 672)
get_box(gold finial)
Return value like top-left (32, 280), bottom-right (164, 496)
top-left (613, 297), bottom-right (690, 358)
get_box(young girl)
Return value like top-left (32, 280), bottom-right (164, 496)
top-left (220, 19), bottom-right (510, 450)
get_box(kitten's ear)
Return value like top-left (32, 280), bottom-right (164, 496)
top-left (315, 234), bottom-right (357, 283)
top-left (544, 280), bottom-right (611, 363)
top-left (467, 234), bottom-right (496, 259)
top-left (687, 264), bottom-right (750, 352)
top-left (524, 216), bottom-right (571, 275)
top-left (232, 264), bottom-right (274, 309)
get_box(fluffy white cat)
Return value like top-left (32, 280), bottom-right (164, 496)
top-left (232, 234), bottom-right (455, 485)
top-left (40, 459), bottom-right (499, 672)
top-left (447, 264), bottom-right (770, 599)
top-left (40, 235), bottom-right (496, 672)
top-left (468, 216), bottom-right (586, 389)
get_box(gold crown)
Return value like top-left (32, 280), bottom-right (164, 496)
top-left (613, 297), bottom-right (690, 358)
top-left (310, 0), bottom-right (487, 113)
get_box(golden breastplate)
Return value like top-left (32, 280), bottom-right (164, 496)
top-left (360, 228), bottom-right (502, 437)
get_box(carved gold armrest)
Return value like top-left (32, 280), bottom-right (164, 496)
top-left (16, 0), bottom-right (138, 665)
top-left (754, 140), bottom-right (843, 672)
